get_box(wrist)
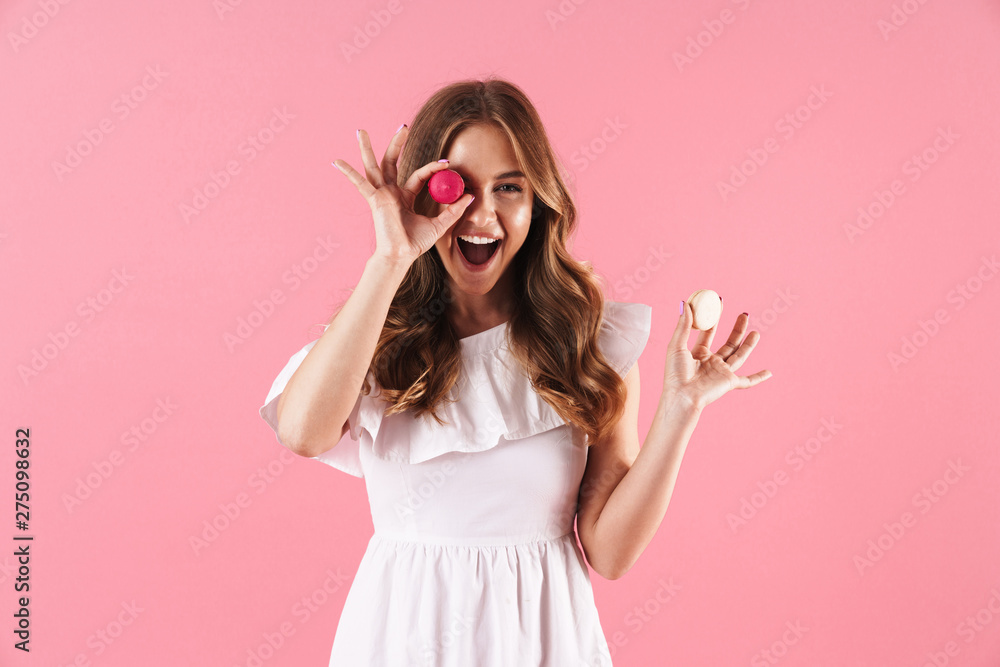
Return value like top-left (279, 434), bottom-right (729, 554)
top-left (659, 388), bottom-right (705, 418)
top-left (367, 253), bottom-right (412, 281)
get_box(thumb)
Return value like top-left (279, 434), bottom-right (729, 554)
top-left (430, 194), bottom-right (475, 239)
top-left (668, 299), bottom-right (693, 351)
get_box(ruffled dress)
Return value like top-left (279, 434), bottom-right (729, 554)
top-left (259, 300), bottom-right (652, 666)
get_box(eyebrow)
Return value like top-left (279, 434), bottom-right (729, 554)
top-left (456, 169), bottom-right (527, 185)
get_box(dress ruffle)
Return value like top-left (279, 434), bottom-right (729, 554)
top-left (259, 300), bottom-right (652, 478)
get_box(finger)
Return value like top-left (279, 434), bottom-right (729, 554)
top-left (357, 129), bottom-right (385, 188)
top-left (716, 312), bottom-right (749, 361)
top-left (332, 159), bottom-right (377, 200)
top-left (668, 299), bottom-right (694, 352)
top-left (428, 193), bottom-right (475, 240)
top-left (696, 295), bottom-right (722, 351)
top-left (736, 368), bottom-right (773, 389)
top-left (382, 124), bottom-right (407, 187)
top-left (695, 319), bottom-right (718, 356)
top-left (726, 330), bottom-right (761, 372)
top-left (401, 159), bottom-right (454, 199)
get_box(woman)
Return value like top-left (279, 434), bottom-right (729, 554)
top-left (259, 78), bottom-right (772, 666)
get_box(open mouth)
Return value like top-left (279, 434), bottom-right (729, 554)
top-left (457, 237), bottom-right (501, 266)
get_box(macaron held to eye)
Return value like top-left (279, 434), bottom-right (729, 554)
top-left (428, 169), bottom-right (466, 204)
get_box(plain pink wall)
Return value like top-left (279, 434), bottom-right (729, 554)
top-left (2, 0), bottom-right (999, 665)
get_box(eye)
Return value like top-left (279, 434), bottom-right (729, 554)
top-left (496, 184), bottom-right (522, 193)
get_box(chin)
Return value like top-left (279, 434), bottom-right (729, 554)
top-left (451, 274), bottom-right (495, 292)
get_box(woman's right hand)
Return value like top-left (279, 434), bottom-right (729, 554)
top-left (332, 126), bottom-right (474, 268)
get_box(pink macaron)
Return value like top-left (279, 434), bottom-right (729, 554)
top-left (428, 169), bottom-right (465, 204)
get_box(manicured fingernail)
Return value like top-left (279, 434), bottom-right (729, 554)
top-left (356, 129), bottom-right (361, 141)
top-left (437, 159), bottom-right (449, 163)
top-left (679, 300), bottom-right (684, 315)
top-left (396, 123), bottom-right (406, 133)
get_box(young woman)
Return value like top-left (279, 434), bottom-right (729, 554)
top-left (260, 78), bottom-right (772, 666)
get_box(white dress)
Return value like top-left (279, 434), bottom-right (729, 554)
top-left (259, 300), bottom-right (652, 666)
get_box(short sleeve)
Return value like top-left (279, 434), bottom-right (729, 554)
top-left (258, 330), bottom-right (366, 478)
top-left (598, 300), bottom-right (653, 379)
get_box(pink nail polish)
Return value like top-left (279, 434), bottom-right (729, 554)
top-left (396, 123), bottom-right (406, 133)
top-left (679, 300), bottom-right (684, 315)
top-left (356, 129), bottom-right (360, 141)
top-left (437, 159), bottom-right (449, 163)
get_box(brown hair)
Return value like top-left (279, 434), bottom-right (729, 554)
top-left (329, 78), bottom-right (628, 446)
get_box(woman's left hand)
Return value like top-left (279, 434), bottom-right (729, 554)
top-left (663, 300), bottom-right (773, 411)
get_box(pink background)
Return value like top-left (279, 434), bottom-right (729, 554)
top-left (3, 0), bottom-right (999, 665)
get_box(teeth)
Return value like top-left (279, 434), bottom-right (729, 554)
top-left (458, 235), bottom-right (500, 245)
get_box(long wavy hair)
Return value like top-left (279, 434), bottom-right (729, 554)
top-left (327, 78), bottom-right (628, 446)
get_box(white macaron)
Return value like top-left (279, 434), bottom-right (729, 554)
top-left (688, 289), bottom-right (722, 330)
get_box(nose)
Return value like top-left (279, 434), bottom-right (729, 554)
top-left (461, 191), bottom-right (495, 225)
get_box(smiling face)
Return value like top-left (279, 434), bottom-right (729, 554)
top-left (432, 123), bottom-right (534, 321)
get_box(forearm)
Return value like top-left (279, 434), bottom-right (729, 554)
top-left (589, 392), bottom-right (703, 578)
top-left (277, 254), bottom-right (409, 456)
